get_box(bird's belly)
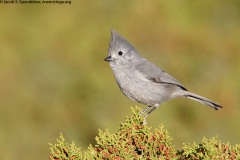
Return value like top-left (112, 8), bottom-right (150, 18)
top-left (114, 71), bottom-right (171, 106)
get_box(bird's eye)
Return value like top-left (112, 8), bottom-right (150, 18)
top-left (118, 51), bottom-right (123, 56)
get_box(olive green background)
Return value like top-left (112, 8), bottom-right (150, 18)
top-left (0, 1), bottom-right (239, 159)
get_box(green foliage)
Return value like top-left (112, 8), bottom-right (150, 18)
top-left (178, 137), bottom-right (240, 159)
top-left (49, 133), bottom-right (82, 160)
top-left (49, 107), bottom-right (240, 159)
top-left (87, 108), bottom-right (176, 159)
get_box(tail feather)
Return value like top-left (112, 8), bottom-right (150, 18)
top-left (185, 92), bottom-right (223, 110)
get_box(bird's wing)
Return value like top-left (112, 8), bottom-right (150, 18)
top-left (136, 60), bottom-right (187, 90)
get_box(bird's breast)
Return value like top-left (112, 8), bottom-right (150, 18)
top-left (112, 67), bottom-right (168, 105)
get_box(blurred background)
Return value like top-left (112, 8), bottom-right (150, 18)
top-left (0, 1), bottom-right (240, 159)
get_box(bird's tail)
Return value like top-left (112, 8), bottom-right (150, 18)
top-left (184, 92), bottom-right (223, 110)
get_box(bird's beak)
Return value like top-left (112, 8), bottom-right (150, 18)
top-left (104, 56), bottom-right (112, 62)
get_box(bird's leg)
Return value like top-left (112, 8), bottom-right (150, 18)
top-left (141, 105), bottom-right (152, 115)
top-left (144, 104), bottom-right (159, 119)
top-left (140, 105), bottom-right (152, 125)
top-left (141, 105), bottom-right (159, 125)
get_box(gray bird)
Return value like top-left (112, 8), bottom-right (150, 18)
top-left (105, 30), bottom-right (222, 123)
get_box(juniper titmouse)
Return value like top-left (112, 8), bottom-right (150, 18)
top-left (105, 30), bottom-right (222, 122)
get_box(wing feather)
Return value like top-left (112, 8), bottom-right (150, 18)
top-left (136, 60), bottom-right (187, 90)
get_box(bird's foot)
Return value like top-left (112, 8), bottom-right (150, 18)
top-left (142, 117), bottom-right (147, 125)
